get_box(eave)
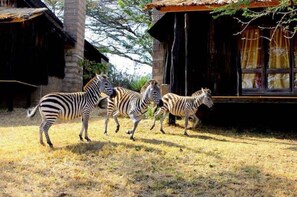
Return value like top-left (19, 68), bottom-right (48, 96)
top-left (0, 7), bottom-right (47, 23)
top-left (145, 0), bottom-right (281, 12)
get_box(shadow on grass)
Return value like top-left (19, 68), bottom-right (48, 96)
top-left (130, 163), bottom-right (296, 196)
top-left (1, 148), bottom-right (296, 196)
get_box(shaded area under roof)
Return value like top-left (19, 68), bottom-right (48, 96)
top-left (0, 7), bottom-right (47, 23)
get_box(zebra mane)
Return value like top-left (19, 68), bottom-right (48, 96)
top-left (140, 79), bottom-right (158, 94)
top-left (192, 88), bottom-right (212, 97)
top-left (83, 74), bottom-right (104, 91)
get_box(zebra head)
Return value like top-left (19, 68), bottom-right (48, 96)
top-left (84, 74), bottom-right (115, 97)
top-left (200, 88), bottom-right (214, 109)
top-left (96, 74), bottom-right (116, 97)
top-left (142, 79), bottom-right (162, 105)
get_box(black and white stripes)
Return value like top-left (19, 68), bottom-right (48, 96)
top-left (26, 74), bottom-right (115, 147)
top-left (103, 79), bottom-right (161, 140)
top-left (150, 88), bottom-right (214, 136)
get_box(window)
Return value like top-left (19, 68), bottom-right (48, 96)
top-left (240, 27), bottom-right (295, 95)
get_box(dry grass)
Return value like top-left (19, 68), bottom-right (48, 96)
top-left (0, 108), bottom-right (297, 197)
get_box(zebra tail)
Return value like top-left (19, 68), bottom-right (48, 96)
top-left (26, 104), bottom-right (40, 118)
top-left (98, 97), bottom-right (108, 109)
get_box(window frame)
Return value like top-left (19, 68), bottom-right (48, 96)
top-left (240, 27), bottom-right (296, 96)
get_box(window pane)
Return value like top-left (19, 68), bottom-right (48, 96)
top-left (268, 29), bottom-right (290, 69)
top-left (242, 73), bottom-right (261, 88)
top-left (241, 29), bottom-right (262, 69)
top-left (268, 74), bottom-right (289, 89)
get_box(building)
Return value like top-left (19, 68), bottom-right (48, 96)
top-left (0, 0), bottom-right (108, 111)
top-left (146, 0), bottom-right (297, 128)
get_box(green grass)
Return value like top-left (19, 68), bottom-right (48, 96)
top-left (0, 108), bottom-right (297, 196)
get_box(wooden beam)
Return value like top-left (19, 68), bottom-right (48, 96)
top-left (213, 95), bottom-right (297, 103)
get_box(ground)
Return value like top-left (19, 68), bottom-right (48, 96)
top-left (0, 108), bottom-right (296, 196)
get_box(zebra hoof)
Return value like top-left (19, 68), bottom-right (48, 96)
top-left (115, 126), bottom-right (120, 133)
top-left (48, 143), bottom-right (54, 148)
top-left (85, 137), bottom-right (91, 142)
top-left (130, 136), bottom-right (135, 141)
top-left (40, 141), bottom-right (45, 146)
top-left (79, 135), bottom-right (84, 141)
top-left (160, 129), bottom-right (165, 134)
top-left (150, 125), bottom-right (155, 130)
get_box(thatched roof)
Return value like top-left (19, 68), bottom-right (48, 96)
top-left (0, 7), bottom-right (47, 23)
top-left (145, 0), bottom-right (280, 12)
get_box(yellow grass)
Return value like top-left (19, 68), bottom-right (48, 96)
top-left (0, 108), bottom-right (297, 196)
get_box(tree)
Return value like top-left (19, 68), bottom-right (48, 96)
top-left (86, 0), bottom-right (152, 67)
top-left (211, 0), bottom-right (297, 40)
top-left (42, 0), bottom-right (64, 19)
top-left (43, 0), bottom-right (153, 68)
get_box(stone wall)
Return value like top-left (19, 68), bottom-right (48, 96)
top-left (62, 0), bottom-right (86, 92)
top-left (31, 76), bottom-right (63, 104)
top-left (151, 4), bottom-right (168, 94)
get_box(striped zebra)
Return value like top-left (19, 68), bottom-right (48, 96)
top-left (101, 79), bottom-right (161, 141)
top-left (26, 74), bottom-right (115, 148)
top-left (150, 88), bottom-right (214, 136)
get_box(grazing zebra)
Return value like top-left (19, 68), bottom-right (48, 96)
top-left (150, 88), bottom-right (214, 136)
top-left (26, 74), bottom-right (115, 148)
top-left (101, 79), bottom-right (161, 141)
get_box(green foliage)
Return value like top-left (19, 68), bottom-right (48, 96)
top-left (79, 59), bottom-right (109, 85)
top-left (130, 75), bottom-right (150, 92)
top-left (211, 0), bottom-right (297, 39)
top-left (79, 58), bottom-right (152, 91)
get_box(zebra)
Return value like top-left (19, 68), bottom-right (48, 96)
top-left (150, 88), bottom-right (214, 136)
top-left (100, 79), bottom-right (161, 141)
top-left (26, 74), bottom-right (115, 148)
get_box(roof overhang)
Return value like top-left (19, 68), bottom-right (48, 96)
top-left (0, 7), bottom-right (47, 23)
top-left (145, 0), bottom-right (281, 12)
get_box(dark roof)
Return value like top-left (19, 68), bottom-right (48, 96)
top-left (145, 0), bottom-right (280, 12)
top-left (0, 0), bottom-right (108, 62)
top-left (84, 40), bottom-right (109, 62)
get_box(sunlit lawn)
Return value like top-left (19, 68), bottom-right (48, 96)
top-left (0, 108), bottom-right (296, 196)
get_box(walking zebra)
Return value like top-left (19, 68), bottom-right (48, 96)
top-left (101, 79), bottom-right (161, 141)
top-left (150, 88), bottom-right (214, 136)
top-left (26, 74), bottom-right (115, 148)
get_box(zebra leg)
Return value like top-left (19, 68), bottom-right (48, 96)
top-left (39, 120), bottom-right (46, 145)
top-left (150, 118), bottom-right (156, 130)
top-left (79, 117), bottom-right (85, 141)
top-left (127, 115), bottom-right (141, 141)
top-left (184, 115), bottom-right (189, 136)
top-left (159, 112), bottom-right (167, 134)
top-left (113, 111), bottom-right (120, 133)
top-left (191, 115), bottom-right (200, 129)
top-left (104, 115), bottom-right (110, 135)
top-left (42, 121), bottom-right (54, 148)
top-left (79, 115), bottom-right (91, 142)
top-left (83, 115), bottom-right (91, 142)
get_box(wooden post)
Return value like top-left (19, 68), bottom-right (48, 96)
top-left (184, 13), bottom-right (189, 96)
